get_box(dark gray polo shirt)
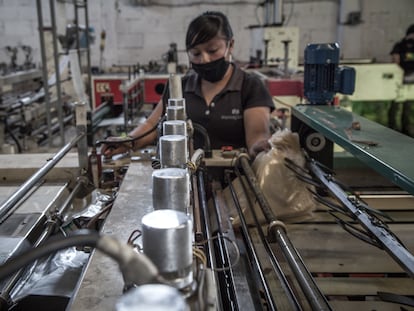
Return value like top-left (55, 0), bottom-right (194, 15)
top-left (163, 64), bottom-right (274, 150)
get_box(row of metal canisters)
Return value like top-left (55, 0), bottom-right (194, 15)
top-left (140, 75), bottom-right (194, 307)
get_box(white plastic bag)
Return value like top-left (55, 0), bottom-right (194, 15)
top-left (224, 129), bottom-right (315, 226)
top-left (251, 129), bottom-right (315, 222)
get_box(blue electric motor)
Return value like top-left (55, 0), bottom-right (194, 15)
top-left (304, 43), bottom-right (355, 104)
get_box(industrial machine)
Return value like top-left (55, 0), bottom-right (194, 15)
top-left (0, 42), bottom-right (413, 311)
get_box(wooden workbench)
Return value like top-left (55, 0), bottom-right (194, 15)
top-left (266, 194), bottom-right (414, 311)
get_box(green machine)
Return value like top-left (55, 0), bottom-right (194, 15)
top-left (291, 43), bottom-right (414, 196)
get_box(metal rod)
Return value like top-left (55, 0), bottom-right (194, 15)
top-left (0, 176), bottom-right (86, 304)
top-left (273, 0), bottom-right (283, 24)
top-left (75, 102), bottom-right (89, 173)
top-left (49, 0), bottom-right (65, 146)
top-left (83, 0), bottom-right (92, 110)
top-left (196, 171), bottom-right (223, 310)
top-left (122, 81), bottom-right (129, 133)
top-left (308, 159), bottom-right (414, 278)
top-left (57, 177), bottom-right (87, 217)
top-left (36, 0), bottom-right (52, 148)
top-left (238, 154), bottom-right (332, 311)
top-left (74, 0), bottom-right (81, 67)
top-left (225, 172), bottom-right (278, 311)
top-left (0, 134), bottom-right (84, 221)
top-left (191, 174), bottom-right (203, 242)
top-left (234, 168), bottom-right (303, 311)
top-left (210, 185), bottom-right (238, 310)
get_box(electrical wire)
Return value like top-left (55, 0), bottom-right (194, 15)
top-left (195, 234), bottom-right (240, 272)
top-left (193, 247), bottom-right (207, 267)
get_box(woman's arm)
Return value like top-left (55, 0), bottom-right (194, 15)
top-left (128, 100), bottom-right (164, 149)
top-left (244, 106), bottom-right (271, 158)
top-left (101, 100), bottom-right (163, 157)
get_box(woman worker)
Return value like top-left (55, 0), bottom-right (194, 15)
top-left (101, 11), bottom-right (275, 159)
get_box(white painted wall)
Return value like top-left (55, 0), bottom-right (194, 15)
top-left (0, 0), bottom-right (413, 71)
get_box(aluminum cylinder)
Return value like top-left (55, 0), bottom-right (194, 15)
top-left (167, 106), bottom-right (186, 121)
top-left (116, 284), bottom-right (188, 311)
top-left (163, 120), bottom-right (187, 136)
top-left (152, 168), bottom-right (189, 213)
top-left (142, 210), bottom-right (193, 289)
top-left (159, 134), bottom-right (187, 168)
top-left (168, 98), bottom-right (186, 110)
top-left (168, 75), bottom-right (183, 99)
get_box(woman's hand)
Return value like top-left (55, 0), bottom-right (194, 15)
top-left (249, 138), bottom-right (271, 158)
top-left (100, 136), bottom-right (133, 158)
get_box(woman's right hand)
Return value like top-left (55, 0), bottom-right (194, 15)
top-left (100, 136), bottom-right (133, 158)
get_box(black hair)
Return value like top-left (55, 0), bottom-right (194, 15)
top-left (185, 11), bottom-right (233, 50)
top-left (406, 24), bottom-right (414, 36)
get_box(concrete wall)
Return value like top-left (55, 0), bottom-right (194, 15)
top-left (0, 0), bottom-right (413, 71)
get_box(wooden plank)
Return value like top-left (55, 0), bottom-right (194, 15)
top-left (316, 277), bottom-right (414, 296)
top-left (329, 301), bottom-right (414, 311)
top-left (298, 210), bottom-right (414, 223)
top-left (313, 194), bottom-right (414, 212)
top-left (360, 194), bottom-right (414, 210)
top-left (280, 224), bottom-right (414, 274)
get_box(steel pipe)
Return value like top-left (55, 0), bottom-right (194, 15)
top-left (238, 154), bottom-right (332, 311)
top-left (0, 134), bottom-right (84, 222)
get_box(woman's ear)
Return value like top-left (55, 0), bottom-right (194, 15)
top-left (229, 38), bottom-right (235, 51)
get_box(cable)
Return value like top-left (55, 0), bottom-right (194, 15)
top-left (0, 230), bottom-right (162, 287)
top-left (193, 247), bottom-right (207, 267)
top-left (0, 230), bottom-right (99, 282)
top-left (195, 235), bottom-right (240, 272)
top-left (192, 123), bottom-right (212, 158)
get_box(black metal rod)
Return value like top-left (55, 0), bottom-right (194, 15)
top-left (308, 159), bottom-right (414, 278)
top-left (225, 171), bottom-right (278, 311)
top-left (196, 171), bottom-right (223, 310)
top-left (235, 168), bottom-right (303, 311)
top-left (0, 134), bottom-right (84, 221)
top-left (238, 155), bottom-right (332, 311)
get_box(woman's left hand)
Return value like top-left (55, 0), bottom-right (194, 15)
top-left (249, 139), bottom-right (271, 158)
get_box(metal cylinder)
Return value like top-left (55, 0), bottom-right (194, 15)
top-left (142, 210), bottom-right (193, 289)
top-left (168, 98), bottom-right (185, 109)
top-left (169, 74), bottom-right (183, 99)
top-left (163, 120), bottom-right (187, 136)
top-left (167, 106), bottom-right (186, 121)
top-left (152, 168), bottom-right (189, 213)
top-left (116, 284), bottom-right (188, 311)
top-left (159, 135), bottom-right (187, 168)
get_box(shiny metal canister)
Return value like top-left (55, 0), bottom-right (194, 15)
top-left (166, 106), bottom-right (186, 121)
top-left (152, 168), bottom-right (189, 213)
top-left (163, 120), bottom-right (187, 136)
top-left (142, 210), bottom-right (193, 289)
top-left (159, 134), bottom-right (187, 168)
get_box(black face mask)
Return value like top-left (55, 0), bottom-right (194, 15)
top-left (191, 57), bottom-right (230, 83)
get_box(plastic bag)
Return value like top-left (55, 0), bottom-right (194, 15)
top-left (225, 129), bottom-right (315, 226)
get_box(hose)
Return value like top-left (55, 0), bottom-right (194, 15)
top-left (192, 123), bottom-right (212, 158)
top-left (0, 230), bottom-right (161, 287)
